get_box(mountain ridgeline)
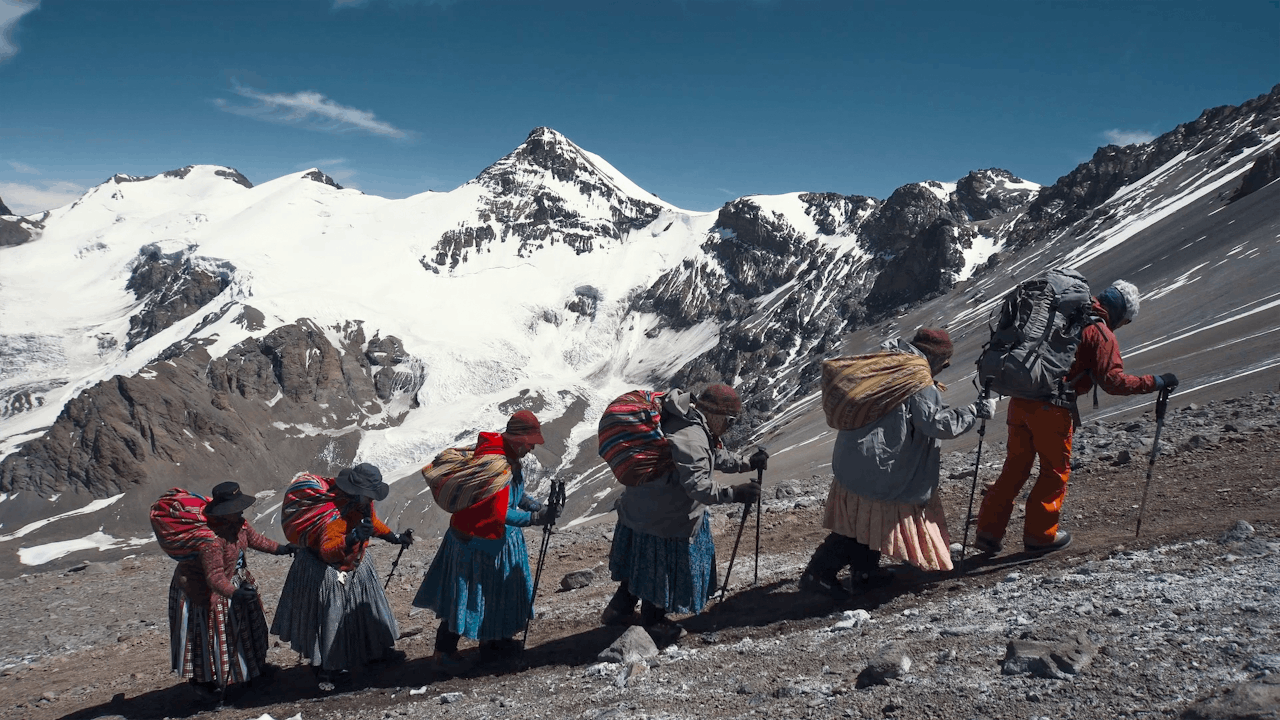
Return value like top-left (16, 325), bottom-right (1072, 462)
top-left (0, 84), bottom-right (1277, 574)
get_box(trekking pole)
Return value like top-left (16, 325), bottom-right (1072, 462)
top-left (960, 378), bottom-right (995, 571)
top-left (1135, 388), bottom-right (1171, 538)
top-left (523, 479), bottom-right (566, 648)
top-left (720, 492), bottom-right (754, 601)
top-left (383, 528), bottom-right (413, 590)
top-left (753, 465), bottom-right (763, 586)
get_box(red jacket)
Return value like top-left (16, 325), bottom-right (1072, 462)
top-left (1068, 300), bottom-right (1158, 397)
top-left (449, 432), bottom-right (534, 539)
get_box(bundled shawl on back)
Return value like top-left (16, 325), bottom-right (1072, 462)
top-left (151, 489), bottom-right (215, 561)
top-left (281, 473), bottom-right (342, 549)
top-left (821, 352), bottom-right (935, 431)
top-left (422, 432), bottom-right (512, 513)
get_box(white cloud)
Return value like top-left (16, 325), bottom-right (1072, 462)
top-left (1103, 129), bottom-right (1156, 146)
top-left (0, 0), bottom-right (40, 62)
top-left (214, 82), bottom-right (411, 139)
top-left (0, 179), bottom-right (86, 215)
top-left (7, 159), bottom-right (39, 174)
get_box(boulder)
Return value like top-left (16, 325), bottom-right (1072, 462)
top-left (1000, 632), bottom-right (1097, 679)
top-left (597, 625), bottom-right (659, 664)
top-left (856, 642), bottom-right (912, 688)
top-left (561, 568), bottom-right (595, 591)
top-left (1180, 675), bottom-right (1280, 719)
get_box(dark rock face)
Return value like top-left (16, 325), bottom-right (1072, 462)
top-left (1008, 84), bottom-right (1280, 249)
top-left (1, 319), bottom-right (421, 498)
top-left (215, 168), bottom-right (253, 189)
top-left (1230, 148), bottom-right (1280, 202)
top-left (435, 127), bottom-right (665, 264)
top-left (0, 217), bottom-right (34, 247)
top-left (0, 196), bottom-right (11, 216)
top-left (954, 169), bottom-right (1038, 221)
top-left (302, 169), bottom-right (343, 190)
top-left (124, 244), bottom-right (232, 350)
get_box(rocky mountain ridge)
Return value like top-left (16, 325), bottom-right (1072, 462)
top-left (0, 85), bottom-right (1277, 575)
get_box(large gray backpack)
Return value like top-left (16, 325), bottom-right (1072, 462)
top-left (975, 268), bottom-right (1099, 402)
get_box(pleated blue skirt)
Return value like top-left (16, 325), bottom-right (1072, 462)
top-left (609, 511), bottom-right (718, 615)
top-left (413, 526), bottom-right (533, 641)
top-left (269, 549), bottom-right (399, 671)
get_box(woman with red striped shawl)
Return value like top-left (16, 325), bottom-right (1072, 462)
top-left (168, 482), bottom-right (295, 700)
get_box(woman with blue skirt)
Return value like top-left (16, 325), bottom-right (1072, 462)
top-left (601, 384), bottom-right (767, 644)
top-left (414, 410), bottom-right (560, 672)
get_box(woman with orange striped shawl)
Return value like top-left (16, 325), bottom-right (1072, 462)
top-left (800, 329), bottom-right (993, 602)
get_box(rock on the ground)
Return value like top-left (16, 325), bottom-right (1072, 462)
top-left (561, 568), bottom-right (595, 590)
top-left (597, 625), bottom-right (659, 664)
top-left (856, 642), bottom-right (912, 688)
top-left (1180, 675), bottom-right (1280, 719)
top-left (1001, 632), bottom-right (1097, 679)
top-left (1221, 520), bottom-right (1256, 543)
top-left (440, 691), bottom-right (465, 704)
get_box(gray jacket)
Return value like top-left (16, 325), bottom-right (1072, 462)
top-left (615, 389), bottom-right (752, 539)
top-left (831, 338), bottom-right (978, 506)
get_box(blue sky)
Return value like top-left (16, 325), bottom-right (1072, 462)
top-left (0, 0), bottom-right (1276, 215)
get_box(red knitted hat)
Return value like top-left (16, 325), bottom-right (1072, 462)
top-left (910, 327), bottom-right (954, 364)
top-left (503, 410), bottom-right (545, 445)
top-left (696, 384), bottom-right (742, 416)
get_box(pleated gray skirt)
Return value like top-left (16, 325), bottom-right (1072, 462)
top-left (270, 548), bottom-right (399, 670)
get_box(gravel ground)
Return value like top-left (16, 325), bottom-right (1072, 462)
top-left (1, 392), bottom-right (1278, 720)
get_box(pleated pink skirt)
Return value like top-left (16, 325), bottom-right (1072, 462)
top-left (821, 480), bottom-right (953, 572)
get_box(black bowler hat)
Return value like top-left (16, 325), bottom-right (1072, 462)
top-left (335, 463), bottom-right (389, 501)
top-left (205, 482), bottom-right (256, 516)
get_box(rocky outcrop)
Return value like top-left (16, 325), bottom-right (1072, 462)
top-left (1230, 147), bottom-right (1280, 202)
top-left (0, 217), bottom-right (34, 247)
top-left (302, 169), bottom-right (342, 190)
top-left (431, 127), bottom-right (666, 264)
top-left (1, 319), bottom-right (422, 498)
top-left (0, 196), bottom-right (11, 216)
top-left (124, 244), bottom-right (232, 350)
top-left (1008, 84), bottom-right (1280, 249)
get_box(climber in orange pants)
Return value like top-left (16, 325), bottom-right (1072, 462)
top-left (975, 397), bottom-right (1073, 548)
top-left (975, 280), bottom-right (1177, 554)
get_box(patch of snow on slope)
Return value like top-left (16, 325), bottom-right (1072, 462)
top-left (920, 181), bottom-right (956, 202)
top-left (0, 494), bottom-right (126, 542)
top-left (958, 232), bottom-right (1001, 281)
top-left (17, 531), bottom-right (153, 566)
top-left (742, 193), bottom-right (821, 238)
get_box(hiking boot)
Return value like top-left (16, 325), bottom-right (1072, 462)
top-left (600, 604), bottom-right (637, 626)
top-left (314, 670), bottom-right (337, 693)
top-left (432, 651), bottom-right (473, 677)
top-left (370, 648), bottom-right (407, 665)
top-left (1025, 530), bottom-right (1072, 555)
top-left (187, 679), bottom-right (219, 701)
top-left (480, 638), bottom-right (524, 663)
top-left (973, 534), bottom-right (1003, 554)
top-left (798, 570), bottom-right (852, 603)
top-left (852, 567), bottom-right (895, 590)
top-left (644, 620), bottom-right (687, 646)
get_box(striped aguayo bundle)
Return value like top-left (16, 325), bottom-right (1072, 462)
top-left (597, 390), bottom-right (674, 487)
top-left (421, 446), bottom-right (512, 513)
top-left (281, 474), bottom-right (342, 548)
top-left (151, 489), bottom-right (214, 561)
top-left (821, 353), bottom-right (934, 431)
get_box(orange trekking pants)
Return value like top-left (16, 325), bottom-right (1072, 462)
top-left (976, 397), bottom-right (1074, 546)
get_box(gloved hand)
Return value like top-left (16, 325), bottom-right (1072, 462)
top-left (728, 482), bottom-right (761, 505)
top-left (347, 518), bottom-right (375, 545)
top-left (1155, 373), bottom-right (1179, 392)
top-left (274, 542), bottom-right (300, 556)
top-left (386, 530), bottom-right (414, 547)
top-left (529, 504), bottom-right (562, 527)
top-left (232, 583), bottom-right (258, 604)
top-left (524, 497), bottom-right (545, 512)
top-left (749, 447), bottom-right (769, 471)
top-left (971, 398), bottom-right (997, 420)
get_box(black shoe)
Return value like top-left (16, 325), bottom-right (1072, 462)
top-left (370, 648), bottom-right (407, 665)
top-left (853, 568), bottom-right (895, 590)
top-left (1025, 530), bottom-right (1072, 554)
top-left (480, 638), bottom-right (524, 663)
top-left (644, 620), bottom-right (687, 646)
top-left (798, 570), bottom-right (852, 603)
top-left (974, 534), bottom-right (1003, 554)
top-left (600, 604), bottom-right (637, 626)
top-left (187, 679), bottom-right (219, 701)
